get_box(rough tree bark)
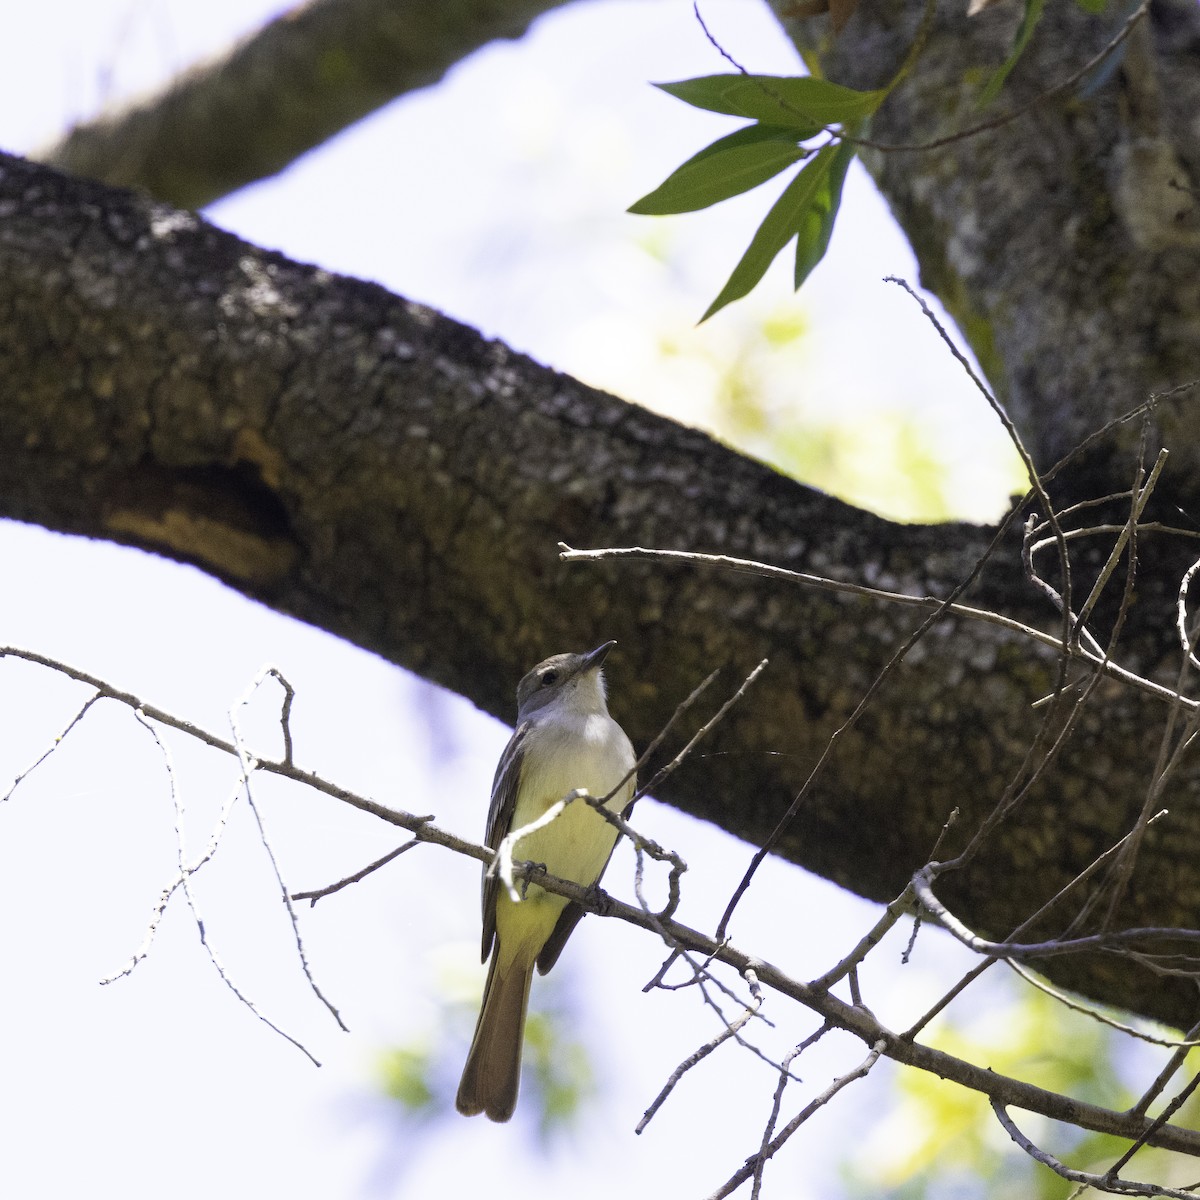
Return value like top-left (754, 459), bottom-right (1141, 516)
top-left (6, 0), bottom-right (1200, 1029)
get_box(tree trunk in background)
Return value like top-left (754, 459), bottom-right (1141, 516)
top-left (773, 0), bottom-right (1200, 483)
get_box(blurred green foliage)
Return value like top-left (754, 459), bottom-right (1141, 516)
top-left (844, 977), bottom-right (1200, 1199)
top-left (656, 297), bottom-right (968, 522)
top-left (374, 963), bottom-right (593, 1143)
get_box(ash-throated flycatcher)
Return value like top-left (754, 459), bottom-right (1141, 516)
top-left (456, 641), bottom-right (636, 1122)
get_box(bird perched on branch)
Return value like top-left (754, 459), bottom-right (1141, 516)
top-left (456, 641), bottom-right (636, 1122)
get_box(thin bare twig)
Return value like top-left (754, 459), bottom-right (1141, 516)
top-left (230, 667), bottom-right (348, 1032)
top-left (130, 709), bottom-right (321, 1066)
top-left (909, 861), bottom-right (1200, 963)
top-left (1177, 555), bottom-right (1200, 673)
top-left (810, 885), bottom-right (916, 992)
top-left (707, 445), bottom-right (1044, 941)
top-left (851, 2), bottom-right (1150, 156)
top-left (1030, 522), bottom-right (1200, 553)
top-left (1022, 512), bottom-right (1104, 658)
top-left (636, 967), bottom-right (764, 1134)
top-left (885, 277), bottom-right (1076, 681)
top-left (1102, 597), bottom-right (1200, 928)
top-left (748, 1036), bottom-right (807, 1200)
top-left (558, 549), bottom-right (1194, 711)
top-left (100, 773), bottom-right (246, 984)
top-left (1005, 960), bottom-right (1200, 1050)
top-left (952, 442), bottom-right (1155, 878)
top-left (814, 809), bottom-right (959, 991)
top-left (3, 691), bottom-right (102, 802)
top-left (707, 1041), bottom-right (886, 1200)
top-left (1070, 448), bottom-right (1165, 647)
top-left (1105, 1070), bottom-right (1200, 1180)
top-left (1131, 1018), bottom-right (1200, 1119)
top-left (639, 946), bottom-right (797, 1089)
top-left (993, 1100), bottom-right (1199, 1199)
top-left (588, 652), bottom-right (724, 819)
top-left (0, 644), bottom-right (502, 863)
top-left (292, 835), bottom-right (430, 904)
top-left (634, 659), bottom-right (769, 802)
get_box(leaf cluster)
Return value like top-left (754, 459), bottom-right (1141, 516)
top-left (629, 74), bottom-right (879, 321)
top-left (630, 0), bottom-right (1116, 320)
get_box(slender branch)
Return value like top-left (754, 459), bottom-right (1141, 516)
top-left (709, 477), bottom-right (1039, 941)
top-left (292, 836), bottom-right (429, 904)
top-left (130, 709), bottom-right (321, 1066)
top-left (0, 644), bottom-right (494, 861)
top-left (745, 1020), bottom-right (836, 1200)
top-left (910, 862), bottom-right (1200, 962)
top-left (810, 884), bottom-right (915, 992)
top-left (557, 550), bottom-right (1198, 710)
top-left (942, 440), bottom-right (1156, 877)
top-left (3, 691), bottom-right (102, 802)
top-left (1131, 1018), bottom-right (1200, 1119)
top-left (1177, 556), bottom-right (1200, 673)
top-left (992, 1101), bottom-right (1199, 1199)
top-left (1106, 1071), bottom-right (1200, 1182)
top-left (229, 667), bottom-right (348, 1033)
top-left (625, 663), bottom-right (724, 805)
top-left (1005, 961), bottom-right (1200, 1050)
top-left (846, 1), bottom-right (1150, 156)
top-left (636, 967), bottom-right (764, 1135)
top-left (1069, 449), bottom-right (1166, 643)
top-left (633, 659), bottom-right (770, 802)
top-left (706, 1041), bottom-right (886, 1200)
top-left (100, 774), bottom-right (245, 984)
top-left (1102, 598), bottom-right (1200, 927)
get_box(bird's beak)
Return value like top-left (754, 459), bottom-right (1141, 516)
top-left (581, 640), bottom-right (616, 672)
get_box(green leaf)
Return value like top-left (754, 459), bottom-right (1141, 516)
top-left (1073, 0), bottom-right (1107, 11)
top-left (628, 125), bottom-right (807, 215)
top-left (794, 139), bottom-right (855, 288)
top-left (978, 0), bottom-right (1045, 107)
top-left (655, 74), bottom-right (883, 131)
top-left (701, 144), bottom-right (842, 323)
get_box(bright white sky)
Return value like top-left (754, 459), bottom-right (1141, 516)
top-left (0, 3), bottom-right (1039, 1198)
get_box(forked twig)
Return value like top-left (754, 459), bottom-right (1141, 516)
top-left (707, 1041), bottom-right (886, 1200)
top-left (230, 667), bottom-right (348, 1032)
top-left (636, 967), bottom-right (764, 1134)
top-left (851, 2), bottom-right (1149, 156)
top-left (100, 773), bottom-right (245, 984)
top-left (130, 708), bottom-right (321, 1066)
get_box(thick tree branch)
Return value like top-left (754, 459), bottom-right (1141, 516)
top-left (6, 149), bottom-right (1200, 1029)
top-left (36, 0), bottom-right (581, 209)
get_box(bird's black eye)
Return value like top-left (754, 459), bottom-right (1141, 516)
top-left (541, 669), bottom-right (559, 686)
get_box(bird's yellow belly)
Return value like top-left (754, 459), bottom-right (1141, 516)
top-left (496, 720), bottom-right (633, 963)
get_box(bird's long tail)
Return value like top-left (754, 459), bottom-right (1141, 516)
top-left (455, 950), bottom-right (534, 1122)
